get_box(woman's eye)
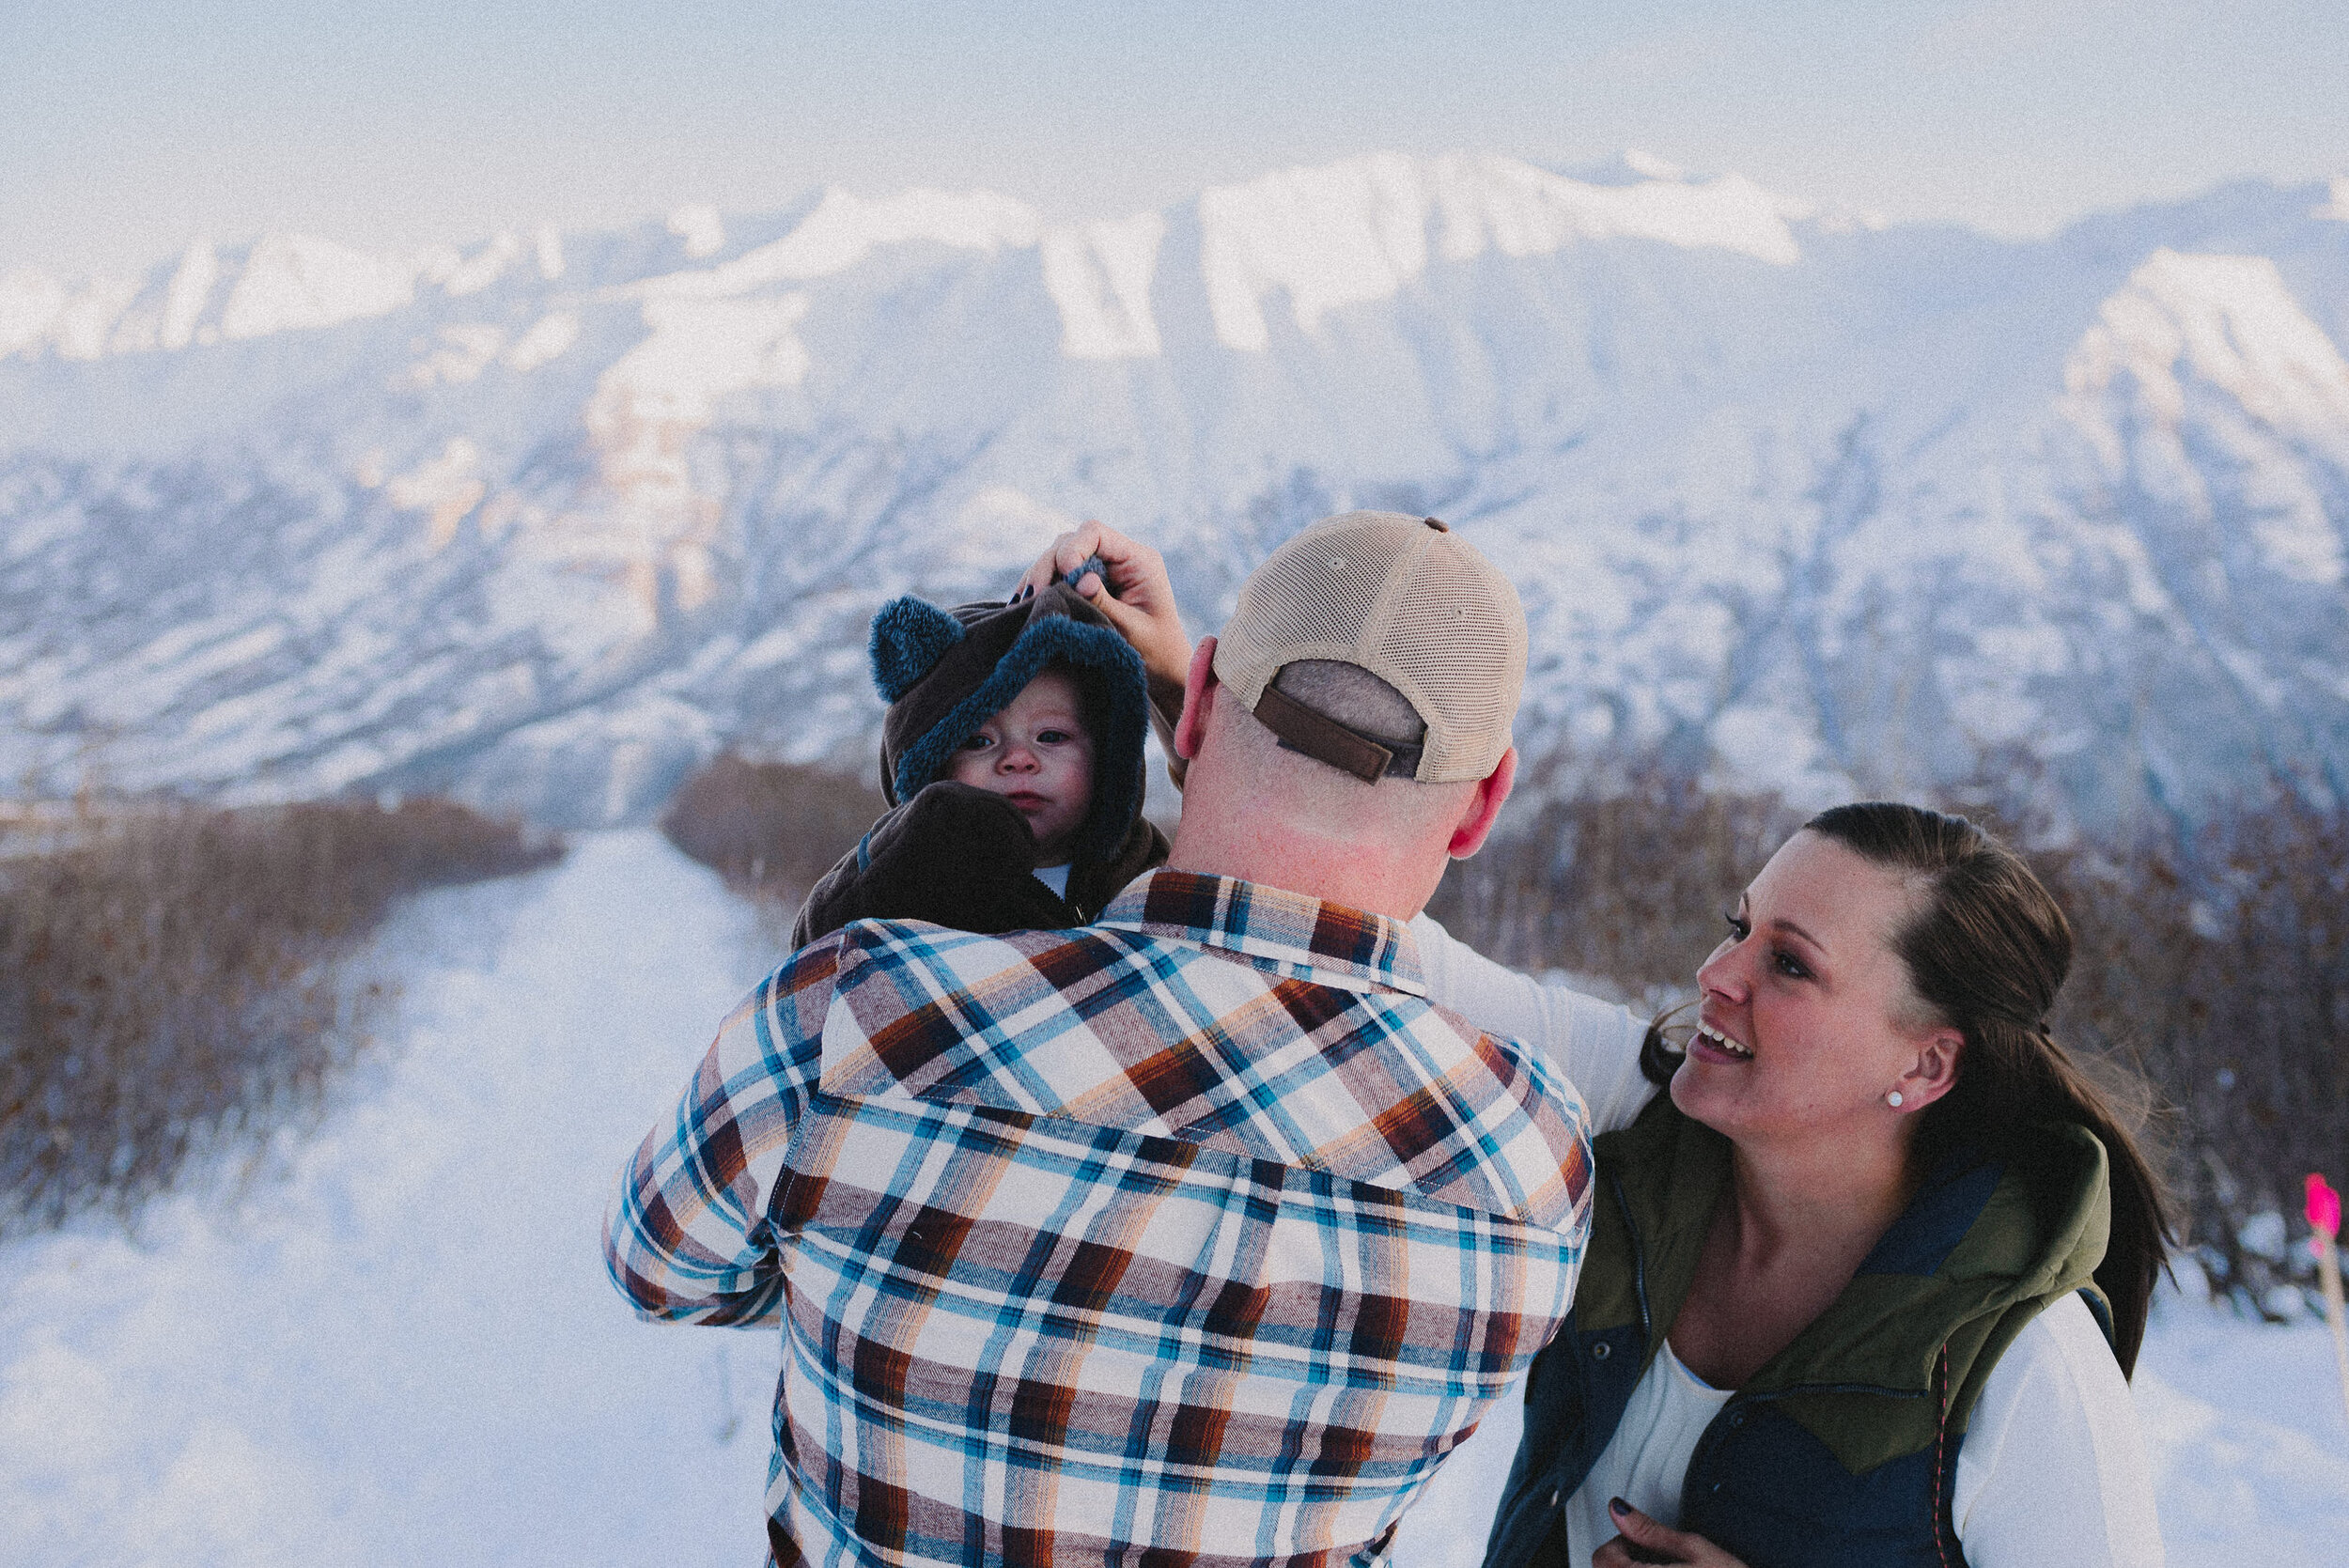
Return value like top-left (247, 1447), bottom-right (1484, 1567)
top-left (1722, 909), bottom-right (1750, 940)
top-left (1772, 949), bottom-right (1810, 980)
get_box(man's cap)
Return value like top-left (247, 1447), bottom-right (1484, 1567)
top-left (1213, 510), bottom-right (1527, 784)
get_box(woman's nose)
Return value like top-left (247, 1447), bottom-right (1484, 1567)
top-left (1695, 939), bottom-right (1744, 1000)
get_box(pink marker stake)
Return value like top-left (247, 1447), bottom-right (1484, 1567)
top-left (2306, 1173), bottom-right (2349, 1430)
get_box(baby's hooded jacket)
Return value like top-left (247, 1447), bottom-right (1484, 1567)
top-left (790, 579), bottom-right (1170, 946)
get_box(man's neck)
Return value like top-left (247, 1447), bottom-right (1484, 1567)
top-left (1162, 827), bottom-right (1437, 924)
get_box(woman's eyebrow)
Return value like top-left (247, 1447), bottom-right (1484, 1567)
top-left (1766, 916), bottom-right (1823, 951)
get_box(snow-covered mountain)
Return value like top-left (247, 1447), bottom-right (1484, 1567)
top-left (5, 153), bottom-right (2346, 825)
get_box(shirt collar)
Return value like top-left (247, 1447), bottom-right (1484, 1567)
top-left (1096, 869), bottom-right (1428, 997)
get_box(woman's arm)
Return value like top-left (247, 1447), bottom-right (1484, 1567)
top-left (1952, 1292), bottom-right (2166, 1566)
top-left (1409, 909), bottom-right (1659, 1136)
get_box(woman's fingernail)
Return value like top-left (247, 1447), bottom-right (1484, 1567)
top-left (1609, 1498), bottom-right (1630, 1517)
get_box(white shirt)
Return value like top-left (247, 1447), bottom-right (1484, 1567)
top-left (1405, 914), bottom-right (2164, 1567)
top-left (1032, 862), bottom-right (1072, 897)
top-left (1407, 911), bottom-right (1655, 1135)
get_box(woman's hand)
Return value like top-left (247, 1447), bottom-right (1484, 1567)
top-left (1016, 522), bottom-right (1192, 705)
top-left (1591, 1498), bottom-right (1749, 1568)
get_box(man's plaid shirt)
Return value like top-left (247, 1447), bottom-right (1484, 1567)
top-left (605, 870), bottom-right (1595, 1568)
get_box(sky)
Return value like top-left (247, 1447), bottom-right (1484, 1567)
top-left (7, 0), bottom-right (2347, 280)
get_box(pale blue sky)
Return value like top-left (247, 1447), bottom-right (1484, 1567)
top-left (8, 0), bottom-right (2346, 278)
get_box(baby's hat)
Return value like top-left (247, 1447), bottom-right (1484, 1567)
top-left (867, 577), bottom-right (1148, 864)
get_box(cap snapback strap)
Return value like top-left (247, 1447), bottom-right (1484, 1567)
top-left (1251, 683), bottom-right (1422, 784)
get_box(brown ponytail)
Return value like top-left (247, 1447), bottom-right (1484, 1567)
top-left (1804, 802), bottom-right (2172, 1375)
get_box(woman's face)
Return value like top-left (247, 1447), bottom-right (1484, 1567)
top-left (1671, 830), bottom-right (1954, 1144)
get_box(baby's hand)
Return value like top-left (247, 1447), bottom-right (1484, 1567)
top-left (1016, 522), bottom-right (1191, 702)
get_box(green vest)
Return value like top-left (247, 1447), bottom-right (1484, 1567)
top-left (1485, 1095), bottom-right (2115, 1568)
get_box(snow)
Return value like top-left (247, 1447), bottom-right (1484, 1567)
top-left (1197, 152), bottom-right (1799, 352)
top-left (650, 186), bottom-right (1042, 300)
top-left (0, 269), bottom-right (69, 356)
top-left (669, 205), bottom-right (727, 260)
top-left (1040, 212), bottom-right (1167, 359)
top-left (2, 832), bottom-right (2343, 1567)
top-left (439, 232), bottom-right (527, 298)
top-left (218, 233), bottom-right (426, 341)
top-left (505, 310), bottom-right (582, 372)
top-left (161, 240), bottom-right (219, 349)
top-left (2061, 249), bottom-right (2349, 585)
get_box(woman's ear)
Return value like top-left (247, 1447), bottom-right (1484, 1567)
top-left (1893, 1027), bottom-right (1966, 1112)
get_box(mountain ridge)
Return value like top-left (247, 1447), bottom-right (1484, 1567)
top-left (4, 150), bottom-right (2345, 828)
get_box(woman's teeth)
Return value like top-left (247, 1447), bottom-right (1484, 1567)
top-left (1697, 1022), bottom-right (1752, 1059)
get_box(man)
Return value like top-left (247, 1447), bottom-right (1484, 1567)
top-left (604, 511), bottom-right (1595, 1568)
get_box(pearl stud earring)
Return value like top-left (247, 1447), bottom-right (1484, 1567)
top-left (1886, 1090), bottom-right (1905, 1108)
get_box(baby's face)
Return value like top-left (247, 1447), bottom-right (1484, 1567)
top-left (945, 669), bottom-right (1096, 866)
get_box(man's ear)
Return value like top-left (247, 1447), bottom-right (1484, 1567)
top-left (1447, 746), bottom-right (1517, 859)
top-left (1174, 636), bottom-right (1219, 761)
top-left (1893, 1028), bottom-right (1966, 1113)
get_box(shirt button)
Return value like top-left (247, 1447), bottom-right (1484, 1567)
top-left (1548, 1489), bottom-right (1561, 1509)
top-left (1727, 1411), bottom-right (1745, 1427)
top-left (1591, 1342), bottom-right (1610, 1361)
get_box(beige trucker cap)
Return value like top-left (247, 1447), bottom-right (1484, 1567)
top-left (1213, 511), bottom-right (1527, 784)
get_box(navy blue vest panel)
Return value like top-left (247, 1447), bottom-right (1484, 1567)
top-left (1683, 1405), bottom-right (1952, 1568)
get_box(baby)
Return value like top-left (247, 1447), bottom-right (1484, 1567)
top-left (790, 567), bottom-right (1169, 945)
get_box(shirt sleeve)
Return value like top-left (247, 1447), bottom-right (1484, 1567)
top-left (1407, 911), bottom-right (1659, 1136)
top-left (600, 936), bottom-right (840, 1327)
top-left (1953, 1292), bottom-right (2166, 1567)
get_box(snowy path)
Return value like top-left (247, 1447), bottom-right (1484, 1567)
top-left (3, 831), bottom-right (2345, 1565)
top-left (0, 831), bottom-right (785, 1566)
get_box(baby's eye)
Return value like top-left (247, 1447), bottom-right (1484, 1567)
top-left (958, 733), bottom-right (995, 752)
top-left (1035, 728), bottom-right (1074, 744)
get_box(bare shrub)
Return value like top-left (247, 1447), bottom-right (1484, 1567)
top-left (1427, 762), bottom-right (1799, 998)
top-left (0, 796), bottom-right (563, 1235)
top-left (2036, 786), bottom-right (2349, 1312)
top-left (660, 753), bottom-right (879, 911)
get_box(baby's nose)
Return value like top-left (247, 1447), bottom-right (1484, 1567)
top-left (999, 743), bottom-right (1038, 771)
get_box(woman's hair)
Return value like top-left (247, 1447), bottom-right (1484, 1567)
top-left (1805, 801), bottom-right (2170, 1374)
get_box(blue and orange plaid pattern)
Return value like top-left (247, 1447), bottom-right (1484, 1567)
top-left (606, 870), bottom-right (1594, 1568)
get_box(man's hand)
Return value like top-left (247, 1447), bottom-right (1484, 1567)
top-left (1017, 522), bottom-right (1192, 702)
top-left (1591, 1499), bottom-right (1749, 1568)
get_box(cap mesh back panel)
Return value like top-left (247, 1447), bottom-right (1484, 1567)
top-left (1377, 542), bottom-right (1525, 778)
top-left (1221, 522), bottom-right (1422, 695)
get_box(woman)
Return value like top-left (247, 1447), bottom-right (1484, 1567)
top-left (1484, 802), bottom-right (2169, 1568)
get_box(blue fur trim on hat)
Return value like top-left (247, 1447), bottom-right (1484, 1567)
top-left (892, 614), bottom-right (1148, 866)
top-left (869, 596), bottom-right (966, 703)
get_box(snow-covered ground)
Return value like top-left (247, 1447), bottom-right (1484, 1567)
top-left (2, 831), bottom-right (2344, 1565)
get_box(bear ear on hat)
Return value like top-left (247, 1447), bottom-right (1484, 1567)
top-left (869, 596), bottom-right (966, 702)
